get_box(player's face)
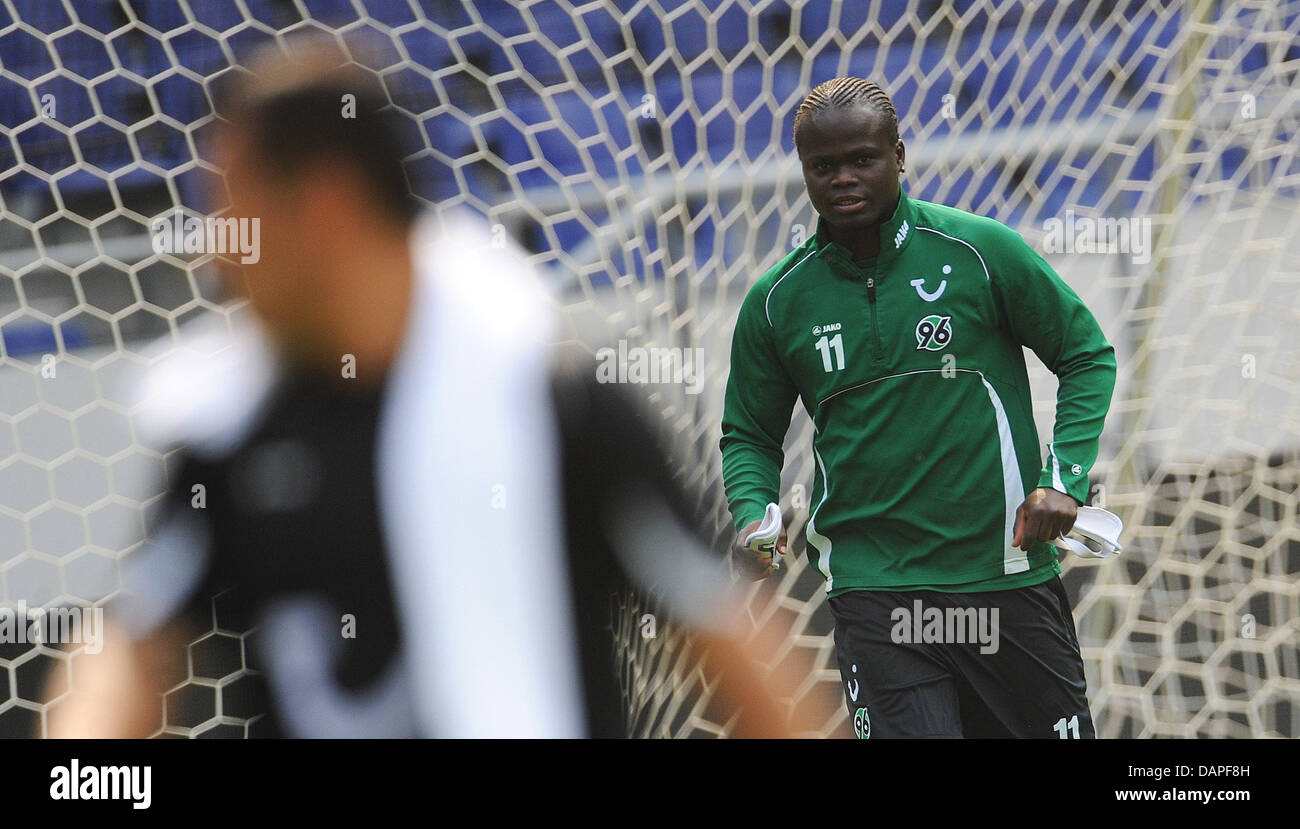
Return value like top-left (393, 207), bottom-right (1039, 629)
top-left (797, 105), bottom-right (905, 239)
top-left (212, 123), bottom-right (315, 338)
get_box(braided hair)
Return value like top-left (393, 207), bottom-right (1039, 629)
top-left (793, 77), bottom-right (899, 148)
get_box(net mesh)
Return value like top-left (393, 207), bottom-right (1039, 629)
top-left (0, 0), bottom-right (1297, 738)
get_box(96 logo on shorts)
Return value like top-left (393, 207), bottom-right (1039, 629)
top-left (915, 314), bottom-right (953, 351)
top-left (853, 706), bottom-right (871, 739)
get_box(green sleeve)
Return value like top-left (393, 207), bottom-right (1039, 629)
top-left (990, 228), bottom-right (1118, 504)
top-left (719, 283), bottom-right (799, 531)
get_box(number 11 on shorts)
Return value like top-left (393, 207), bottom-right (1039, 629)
top-left (1053, 714), bottom-right (1081, 738)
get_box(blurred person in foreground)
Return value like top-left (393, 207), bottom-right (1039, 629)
top-left (46, 36), bottom-right (805, 738)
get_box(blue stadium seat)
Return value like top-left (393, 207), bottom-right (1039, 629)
top-left (482, 115), bottom-right (542, 189)
top-left (53, 167), bottom-right (115, 202)
top-left (986, 27), bottom-right (1057, 127)
top-left (1062, 30), bottom-right (1122, 116)
top-left (0, 76), bottom-right (38, 129)
top-left (901, 38), bottom-right (959, 134)
top-left (628, 4), bottom-right (668, 61)
top-left (0, 28), bottom-right (58, 80)
top-left (422, 109), bottom-right (480, 161)
top-left (456, 155), bottom-right (508, 206)
top-left (185, 1), bottom-right (248, 33)
top-left (798, 1), bottom-right (913, 47)
top-left (301, 0), bottom-right (363, 25)
top-left (4, 320), bottom-right (89, 357)
top-left (1218, 145), bottom-right (1249, 187)
top-left (585, 89), bottom-right (637, 169)
top-left (110, 165), bottom-right (169, 198)
top-left (743, 61), bottom-right (800, 157)
top-left (736, 75), bottom-right (789, 161)
top-left (341, 22), bottom-right (407, 71)
top-left (72, 0), bottom-right (130, 35)
top-left (1127, 142), bottom-right (1156, 185)
top-left (7, 0), bottom-right (73, 33)
top-left (569, 2), bottom-right (625, 59)
top-left (409, 0), bottom-right (471, 29)
top-left (404, 153), bottom-right (460, 203)
top-left (685, 212), bottom-right (719, 269)
top-left (238, 0), bottom-right (306, 29)
top-left (51, 28), bottom-right (115, 81)
top-left (397, 26), bottom-right (456, 72)
top-left (34, 76), bottom-right (94, 128)
top-left (465, 0), bottom-right (530, 38)
top-left (14, 121), bottom-right (73, 180)
top-left (1111, 4), bottom-right (1180, 100)
top-left (350, 0), bottom-right (417, 28)
top-left (632, 2), bottom-right (769, 65)
top-left (521, 82), bottom-right (637, 179)
top-left (222, 26), bottom-right (278, 68)
top-left (666, 6), bottom-right (710, 60)
top-left (684, 69), bottom-right (734, 164)
top-left (108, 28), bottom-right (169, 80)
top-left (643, 64), bottom-right (687, 162)
top-left (167, 28), bottom-right (227, 77)
top-left (545, 215), bottom-right (596, 259)
top-left (91, 75), bottom-right (149, 127)
top-left (912, 167), bottom-right (974, 212)
top-left (950, 0), bottom-right (1086, 33)
top-left (806, 48), bottom-right (890, 89)
top-left (520, 0), bottom-right (583, 47)
top-left (448, 28), bottom-right (512, 77)
top-left (936, 26), bottom-right (1037, 129)
top-left (131, 0), bottom-right (188, 34)
top-left (506, 38), bottom-right (567, 85)
top-left (1029, 163), bottom-right (1075, 222)
top-left (74, 122), bottom-right (133, 175)
top-left (1076, 168), bottom-right (1113, 211)
top-left (1234, 40), bottom-right (1270, 76)
top-left (531, 123), bottom-right (584, 182)
top-left (153, 73), bottom-right (208, 126)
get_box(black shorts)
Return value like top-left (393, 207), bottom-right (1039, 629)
top-left (829, 575), bottom-right (1094, 739)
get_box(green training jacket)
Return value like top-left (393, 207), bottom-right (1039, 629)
top-left (719, 191), bottom-right (1117, 595)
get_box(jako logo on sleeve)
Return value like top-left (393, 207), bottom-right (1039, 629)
top-left (50, 760), bottom-right (151, 810)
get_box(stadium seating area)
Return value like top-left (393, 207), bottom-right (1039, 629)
top-left (0, 0), bottom-right (1292, 316)
top-left (0, 1), bottom-right (1196, 197)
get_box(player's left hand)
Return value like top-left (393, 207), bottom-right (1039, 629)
top-left (733, 516), bottom-right (788, 580)
top-left (1012, 487), bottom-right (1079, 551)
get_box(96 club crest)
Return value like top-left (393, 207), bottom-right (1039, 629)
top-left (915, 314), bottom-right (953, 351)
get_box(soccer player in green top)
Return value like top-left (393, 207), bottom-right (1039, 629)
top-left (720, 78), bottom-right (1117, 738)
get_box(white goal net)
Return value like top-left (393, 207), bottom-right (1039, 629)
top-left (1, 0), bottom-right (1297, 738)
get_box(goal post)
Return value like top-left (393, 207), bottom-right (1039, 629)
top-left (1, 0), bottom-right (1297, 738)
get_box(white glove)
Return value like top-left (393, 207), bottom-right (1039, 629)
top-left (742, 503), bottom-right (785, 570)
top-left (1053, 505), bottom-right (1123, 559)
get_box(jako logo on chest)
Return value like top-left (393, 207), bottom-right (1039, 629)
top-left (811, 322), bottom-right (842, 336)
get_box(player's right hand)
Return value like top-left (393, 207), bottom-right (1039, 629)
top-left (734, 517), bottom-right (788, 580)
